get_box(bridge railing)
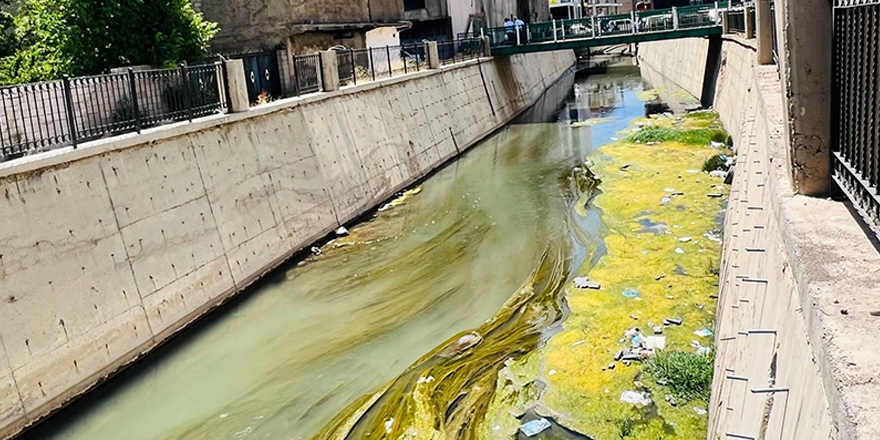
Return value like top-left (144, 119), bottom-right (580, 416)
top-left (485, 4), bottom-right (723, 49)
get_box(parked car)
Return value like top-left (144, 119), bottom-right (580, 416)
top-left (569, 23), bottom-right (594, 37)
top-left (604, 19), bottom-right (634, 33)
top-left (639, 14), bottom-right (673, 31)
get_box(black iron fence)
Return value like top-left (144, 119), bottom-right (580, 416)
top-left (292, 54), bottom-right (322, 96)
top-left (437, 39), bottom-right (486, 66)
top-left (832, 2), bottom-right (880, 233)
top-left (0, 63), bottom-right (226, 162)
top-left (769, 1), bottom-right (778, 65)
top-left (728, 9), bottom-right (746, 33)
top-left (1, 38), bottom-right (486, 163)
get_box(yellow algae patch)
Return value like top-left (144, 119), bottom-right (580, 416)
top-left (380, 185), bottom-right (423, 211)
top-left (492, 113), bottom-right (730, 440)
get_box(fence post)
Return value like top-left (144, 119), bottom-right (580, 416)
top-left (553, 19), bottom-right (558, 42)
top-left (672, 7), bottom-right (680, 29)
top-left (631, 10), bottom-right (637, 34)
top-left (127, 68), bottom-right (142, 133)
top-left (291, 55), bottom-right (301, 96)
top-left (179, 64), bottom-right (193, 121)
top-left (369, 48), bottom-right (376, 81)
top-left (320, 50), bottom-right (340, 91)
top-left (224, 59), bottom-right (250, 112)
top-left (482, 36), bottom-right (491, 57)
top-left (427, 41), bottom-right (440, 69)
top-left (386, 45), bottom-right (393, 77)
top-left (756, 0), bottom-right (773, 64)
top-left (744, 6), bottom-right (756, 39)
top-left (350, 50), bottom-right (357, 85)
top-left (722, 9), bottom-right (730, 33)
top-left (403, 47), bottom-right (408, 75)
top-left (62, 75), bottom-right (77, 148)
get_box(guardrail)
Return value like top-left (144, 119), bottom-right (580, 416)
top-left (437, 38), bottom-right (486, 66)
top-left (484, 4), bottom-right (724, 48)
top-left (338, 44), bottom-right (427, 84)
top-left (0, 39), bottom-right (488, 163)
top-left (0, 63), bottom-right (226, 162)
top-left (832, 2), bottom-right (880, 234)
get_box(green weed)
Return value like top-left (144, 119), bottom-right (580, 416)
top-left (628, 126), bottom-right (729, 146)
top-left (617, 417), bottom-right (636, 438)
top-left (644, 350), bottom-right (714, 401)
top-left (701, 154), bottom-right (729, 172)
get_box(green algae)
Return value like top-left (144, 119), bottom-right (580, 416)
top-left (313, 111), bottom-right (730, 440)
top-left (313, 245), bottom-right (573, 440)
top-left (312, 159), bottom-right (603, 440)
top-left (514, 113), bottom-right (730, 440)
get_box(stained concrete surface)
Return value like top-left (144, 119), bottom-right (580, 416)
top-left (641, 36), bottom-right (880, 440)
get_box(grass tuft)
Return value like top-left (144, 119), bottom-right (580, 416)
top-left (644, 350), bottom-right (714, 401)
top-left (701, 154), bottom-right (729, 172)
top-left (628, 126), bottom-right (730, 146)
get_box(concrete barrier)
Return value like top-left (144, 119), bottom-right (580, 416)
top-left (0, 50), bottom-right (576, 439)
top-left (640, 37), bottom-right (880, 440)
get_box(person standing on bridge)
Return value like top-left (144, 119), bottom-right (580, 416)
top-left (504, 17), bottom-right (515, 43)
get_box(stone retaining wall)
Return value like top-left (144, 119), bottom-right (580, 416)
top-left (640, 37), bottom-right (880, 440)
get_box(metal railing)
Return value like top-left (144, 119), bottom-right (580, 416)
top-left (728, 9), bottom-right (746, 33)
top-left (484, 4), bottom-right (723, 48)
top-left (0, 63), bottom-right (226, 162)
top-left (292, 53), bottom-right (322, 96)
top-left (0, 38), bottom-right (486, 163)
top-left (832, 2), bottom-right (880, 234)
top-left (437, 39), bottom-right (486, 66)
top-left (769, 1), bottom-right (779, 65)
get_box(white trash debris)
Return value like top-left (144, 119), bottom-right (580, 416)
top-left (679, 237), bottom-right (692, 243)
top-left (675, 247), bottom-right (685, 254)
top-left (694, 329), bottom-right (714, 338)
top-left (620, 391), bottom-right (653, 406)
top-left (335, 226), bottom-right (349, 236)
top-left (693, 407), bottom-right (708, 415)
top-left (385, 417), bottom-right (395, 434)
top-left (646, 336), bottom-right (667, 350)
top-left (573, 277), bottom-right (601, 289)
top-left (520, 418), bottom-right (552, 437)
top-left (709, 170), bottom-right (728, 179)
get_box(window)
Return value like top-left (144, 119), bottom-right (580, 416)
top-left (404, 0), bottom-right (426, 11)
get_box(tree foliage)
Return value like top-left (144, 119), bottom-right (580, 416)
top-left (0, 0), bottom-right (218, 84)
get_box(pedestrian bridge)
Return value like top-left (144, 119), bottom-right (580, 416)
top-left (485, 4), bottom-right (726, 55)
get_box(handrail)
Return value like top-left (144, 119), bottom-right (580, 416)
top-left (485, 3), bottom-right (724, 48)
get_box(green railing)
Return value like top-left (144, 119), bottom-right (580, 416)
top-left (484, 3), bottom-right (724, 48)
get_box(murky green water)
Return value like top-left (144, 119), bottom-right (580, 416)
top-left (21, 70), bottom-right (649, 440)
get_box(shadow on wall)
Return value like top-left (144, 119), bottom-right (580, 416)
top-left (514, 69), bottom-right (575, 124)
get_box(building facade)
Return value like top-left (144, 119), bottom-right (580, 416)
top-left (195, 0), bottom-right (408, 54)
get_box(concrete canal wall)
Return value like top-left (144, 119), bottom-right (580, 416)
top-left (641, 38), bottom-right (880, 440)
top-left (0, 50), bottom-right (576, 439)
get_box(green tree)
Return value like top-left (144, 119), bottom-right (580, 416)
top-left (1, 0), bottom-right (217, 84)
